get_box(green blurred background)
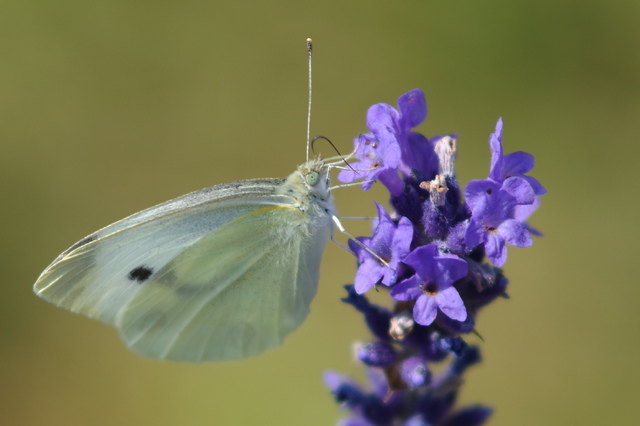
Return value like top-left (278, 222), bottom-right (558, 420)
top-left (1, 1), bottom-right (638, 425)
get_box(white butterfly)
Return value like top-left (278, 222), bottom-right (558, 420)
top-left (33, 158), bottom-right (337, 362)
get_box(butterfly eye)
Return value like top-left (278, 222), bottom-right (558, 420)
top-left (306, 171), bottom-right (319, 187)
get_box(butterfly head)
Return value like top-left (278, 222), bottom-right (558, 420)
top-left (298, 158), bottom-right (332, 201)
top-left (278, 158), bottom-right (331, 204)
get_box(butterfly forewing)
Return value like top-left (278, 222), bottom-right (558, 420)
top-left (34, 179), bottom-right (291, 325)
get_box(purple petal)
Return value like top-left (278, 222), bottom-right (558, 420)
top-left (377, 168), bottom-right (404, 195)
top-left (484, 233), bottom-right (507, 267)
top-left (360, 177), bottom-right (376, 191)
top-left (400, 132), bottom-right (438, 180)
top-left (354, 132), bottom-right (375, 154)
top-left (397, 89), bottom-right (427, 129)
top-left (523, 175), bottom-right (547, 195)
top-left (338, 131), bottom-right (402, 191)
top-left (366, 103), bottom-right (400, 152)
top-left (390, 275), bottom-right (422, 301)
top-left (363, 165), bottom-right (400, 191)
top-left (488, 118), bottom-right (504, 181)
top-left (464, 218), bottom-right (485, 249)
top-left (432, 254), bottom-right (468, 288)
top-left (515, 198), bottom-right (543, 237)
top-left (354, 260), bottom-right (385, 294)
top-left (380, 265), bottom-right (398, 286)
top-left (374, 201), bottom-right (391, 221)
top-left (391, 217), bottom-right (414, 264)
top-left (436, 287), bottom-right (467, 321)
top-left (377, 139), bottom-right (402, 168)
top-left (403, 245), bottom-right (466, 289)
top-left (369, 203), bottom-right (396, 255)
top-left (402, 244), bottom-right (438, 280)
top-left (514, 196), bottom-right (540, 222)
top-left (413, 294), bottom-right (438, 326)
top-left (465, 179), bottom-right (503, 217)
top-left (498, 219), bottom-right (533, 248)
top-left (502, 151), bottom-right (535, 177)
top-left (493, 117), bottom-right (503, 140)
top-left (523, 222), bottom-right (543, 237)
top-left (501, 176), bottom-right (535, 205)
top-left (348, 236), bottom-right (372, 262)
top-left (337, 168), bottom-right (359, 183)
top-left (367, 103), bottom-right (399, 131)
top-left (337, 158), bottom-right (372, 183)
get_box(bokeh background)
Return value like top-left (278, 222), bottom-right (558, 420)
top-left (2, 1), bottom-right (638, 425)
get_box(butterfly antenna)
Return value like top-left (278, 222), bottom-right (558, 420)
top-left (306, 38), bottom-right (313, 162)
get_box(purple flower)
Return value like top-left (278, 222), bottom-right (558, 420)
top-left (339, 89), bottom-right (432, 194)
top-left (390, 245), bottom-right (468, 325)
top-left (338, 106), bottom-right (403, 193)
top-left (488, 118), bottom-right (546, 196)
top-left (350, 203), bottom-right (413, 294)
top-left (464, 178), bottom-right (535, 266)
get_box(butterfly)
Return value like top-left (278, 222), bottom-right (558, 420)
top-left (33, 157), bottom-right (338, 362)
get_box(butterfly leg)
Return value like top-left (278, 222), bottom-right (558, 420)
top-left (330, 215), bottom-right (392, 269)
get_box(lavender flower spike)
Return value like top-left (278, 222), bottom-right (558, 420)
top-left (326, 89), bottom-right (544, 426)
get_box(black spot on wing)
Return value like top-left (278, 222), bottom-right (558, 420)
top-left (128, 266), bottom-right (154, 283)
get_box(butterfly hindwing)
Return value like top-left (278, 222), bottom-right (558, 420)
top-left (118, 204), bottom-right (325, 362)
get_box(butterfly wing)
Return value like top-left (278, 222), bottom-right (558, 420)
top-left (34, 179), bottom-right (327, 355)
top-left (118, 203), bottom-right (328, 361)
